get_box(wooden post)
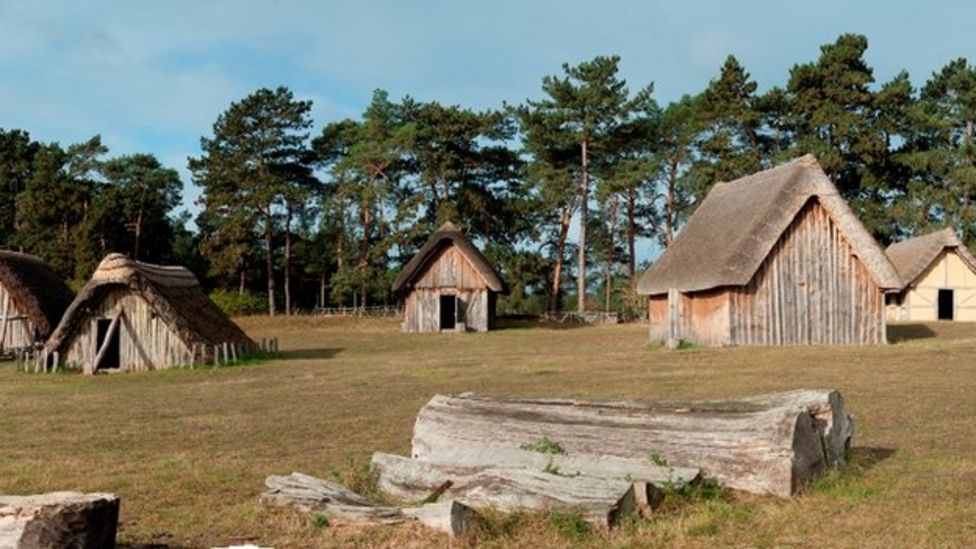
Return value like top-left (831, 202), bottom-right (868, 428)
top-left (0, 293), bottom-right (10, 354)
top-left (91, 313), bottom-right (122, 373)
top-left (213, 345), bottom-right (220, 366)
top-left (52, 351), bottom-right (59, 373)
top-left (230, 342), bottom-right (238, 363)
top-left (667, 288), bottom-right (680, 350)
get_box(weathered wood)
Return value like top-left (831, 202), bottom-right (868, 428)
top-left (90, 310), bottom-right (123, 374)
top-left (370, 452), bottom-right (667, 527)
top-left (411, 390), bottom-right (853, 498)
top-left (261, 473), bottom-right (481, 536)
top-left (666, 288), bottom-right (679, 350)
top-left (0, 491), bottom-right (119, 549)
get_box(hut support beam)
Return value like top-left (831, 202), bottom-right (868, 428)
top-left (0, 293), bottom-right (9, 353)
top-left (90, 309), bottom-right (124, 374)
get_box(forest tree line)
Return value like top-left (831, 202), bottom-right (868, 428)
top-left (1, 34), bottom-right (975, 315)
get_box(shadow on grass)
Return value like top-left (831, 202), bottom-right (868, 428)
top-left (887, 323), bottom-right (937, 343)
top-left (848, 446), bottom-right (897, 469)
top-left (118, 543), bottom-right (192, 549)
top-left (278, 348), bottom-right (342, 360)
top-left (495, 316), bottom-right (598, 331)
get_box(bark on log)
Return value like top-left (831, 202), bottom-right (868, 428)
top-left (0, 492), bottom-right (119, 549)
top-left (261, 473), bottom-right (482, 536)
top-left (411, 390), bottom-right (853, 498)
top-left (370, 452), bottom-right (666, 527)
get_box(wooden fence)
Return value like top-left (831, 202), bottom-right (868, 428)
top-left (308, 305), bottom-right (402, 317)
top-left (15, 336), bottom-right (280, 373)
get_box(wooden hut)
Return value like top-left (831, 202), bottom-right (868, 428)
top-left (885, 228), bottom-right (976, 321)
top-left (637, 155), bottom-right (902, 346)
top-left (0, 251), bottom-right (74, 353)
top-left (44, 253), bottom-right (254, 373)
top-left (393, 222), bottom-right (506, 332)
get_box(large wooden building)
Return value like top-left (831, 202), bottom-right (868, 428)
top-left (44, 253), bottom-right (253, 373)
top-left (885, 228), bottom-right (976, 321)
top-left (0, 251), bottom-right (74, 353)
top-left (637, 155), bottom-right (902, 346)
top-left (393, 222), bottom-right (506, 332)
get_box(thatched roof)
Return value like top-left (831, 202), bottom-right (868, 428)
top-left (45, 254), bottom-right (253, 354)
top-left (392, 222), bottom-right (506, 293)
top-left (637, 155), bottom-right (902, 295)
top-left (886, 228), bottom-right (976, 289)
top-left (0, 251), bottom-right (74, 338)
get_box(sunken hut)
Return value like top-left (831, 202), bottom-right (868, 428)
top-left (393, 222), bottom-right (506, 332)
top-left (44, 254), bottom-right (253, 373)
top-left (0, 251), bottom-right (74, 352)
top-left (885, 228), bottom-right (976, 321)
top-left (637, 155), bottom-right (902, 346)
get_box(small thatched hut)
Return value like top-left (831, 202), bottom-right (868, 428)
top-left (393, 222), bottom-right (506, 332)
top-left (637, 155), bottom-right (902, 346)
top-left (0, 251), bottom-right (74, 352)
top-left (885, 228), bottom-right (976, 321)
top-left (44, 254), bottom-right (253, 373)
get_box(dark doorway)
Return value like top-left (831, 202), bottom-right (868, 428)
top-left (938, 289), bottom-right (954, 320)
top-left (439, 295), bottom-right (457, 331)
top-left (95, 318), bottom-right (120, 369)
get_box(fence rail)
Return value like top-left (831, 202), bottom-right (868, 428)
top-left (539, 311), bottom-right (622, 325)
top-left (308, 305), bottom-right (402, 317)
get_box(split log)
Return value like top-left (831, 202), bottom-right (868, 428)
top-left (371, 452), bottom-right (665, 527)
top-left (411, 390), bottom-right (854, 498)
top-left (0, 491), bottom-right (119, 549)
top-left (261, 473), bottom-right (482, 536)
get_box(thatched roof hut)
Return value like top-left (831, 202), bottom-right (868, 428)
top-left (394, 222), bottom-right (506, 332)
top-left (0, 251), bottom-right (74, 351)
top-left (885, 228), bottom-right (976, 321)
top-left (638, 155), bottom-right (901, 346)
top-left (45, 254), bottom-right (253, 372)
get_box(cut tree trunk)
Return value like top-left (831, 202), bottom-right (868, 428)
top-left (261, 473), bottom-right (482, 537)
top-left (0, 492), bottom-right (120, 549)
top-left (411, 390), bottom-right (853, 498)
top-left (370, 452), bottom-right (669, 527)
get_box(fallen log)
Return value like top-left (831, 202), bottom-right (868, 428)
top-left (371, 452), bottom-right (666, 527)
top-left (411, 390), bottom-right (853, 498)
top-left (0, 491), bottom-right (120, 549)
top-left (261, 472), bottom-right (482, 536)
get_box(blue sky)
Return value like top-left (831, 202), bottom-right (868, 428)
top-left (1, 0), bottom-right (974, 261)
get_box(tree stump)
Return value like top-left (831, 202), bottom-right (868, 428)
top-left (0, 492), bottom-right (119, 549)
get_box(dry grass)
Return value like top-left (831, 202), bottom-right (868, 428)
top-left (2, 317), bottom-right (976, 548)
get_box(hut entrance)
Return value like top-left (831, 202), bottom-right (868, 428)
top-left (439, 295), bottom-right (457, 331)
top-left (938, 289), bottom-right (954, 320)
top-left (95, 318), bottom-right (120, 370)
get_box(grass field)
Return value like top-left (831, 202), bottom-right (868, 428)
top-left (1, 317), bottom-right (975, 548)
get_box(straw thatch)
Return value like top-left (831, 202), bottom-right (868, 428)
top-left (886, 228), bottom-right (976, 290)
top-left (0, 250), bottom-right (74, 339)
top-left (392, 222), bottom-right (506, 294)
top-left (45, 253), bottom-right (253, 358)
top-left (637, 154), bottom-right (902, 295)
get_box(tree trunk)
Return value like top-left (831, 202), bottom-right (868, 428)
top-left (549, 207), bottom-right (572, 312)
top-left (370, 452), bottom-right (668, 528)
top-left (605, 197), bottom-right (618, 313)
top-left (665, 159), bottom-right (678, 246)
top-left (134, 206), bottom-right (143, 260)
top-left (626, 188), bottom-right (637, 280)
top-left (319, 271), bottom-right (327, 309)
top-left (411, 390), bottom-right (854, 498)
top-left (239, 264), bottom-right (246, 296)
top-left (284, 206), bottom-right (293, 316)
top-left (265, 212), bottom-right (276, 316)
top-left (577, 138), bottom-right (589, 314)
